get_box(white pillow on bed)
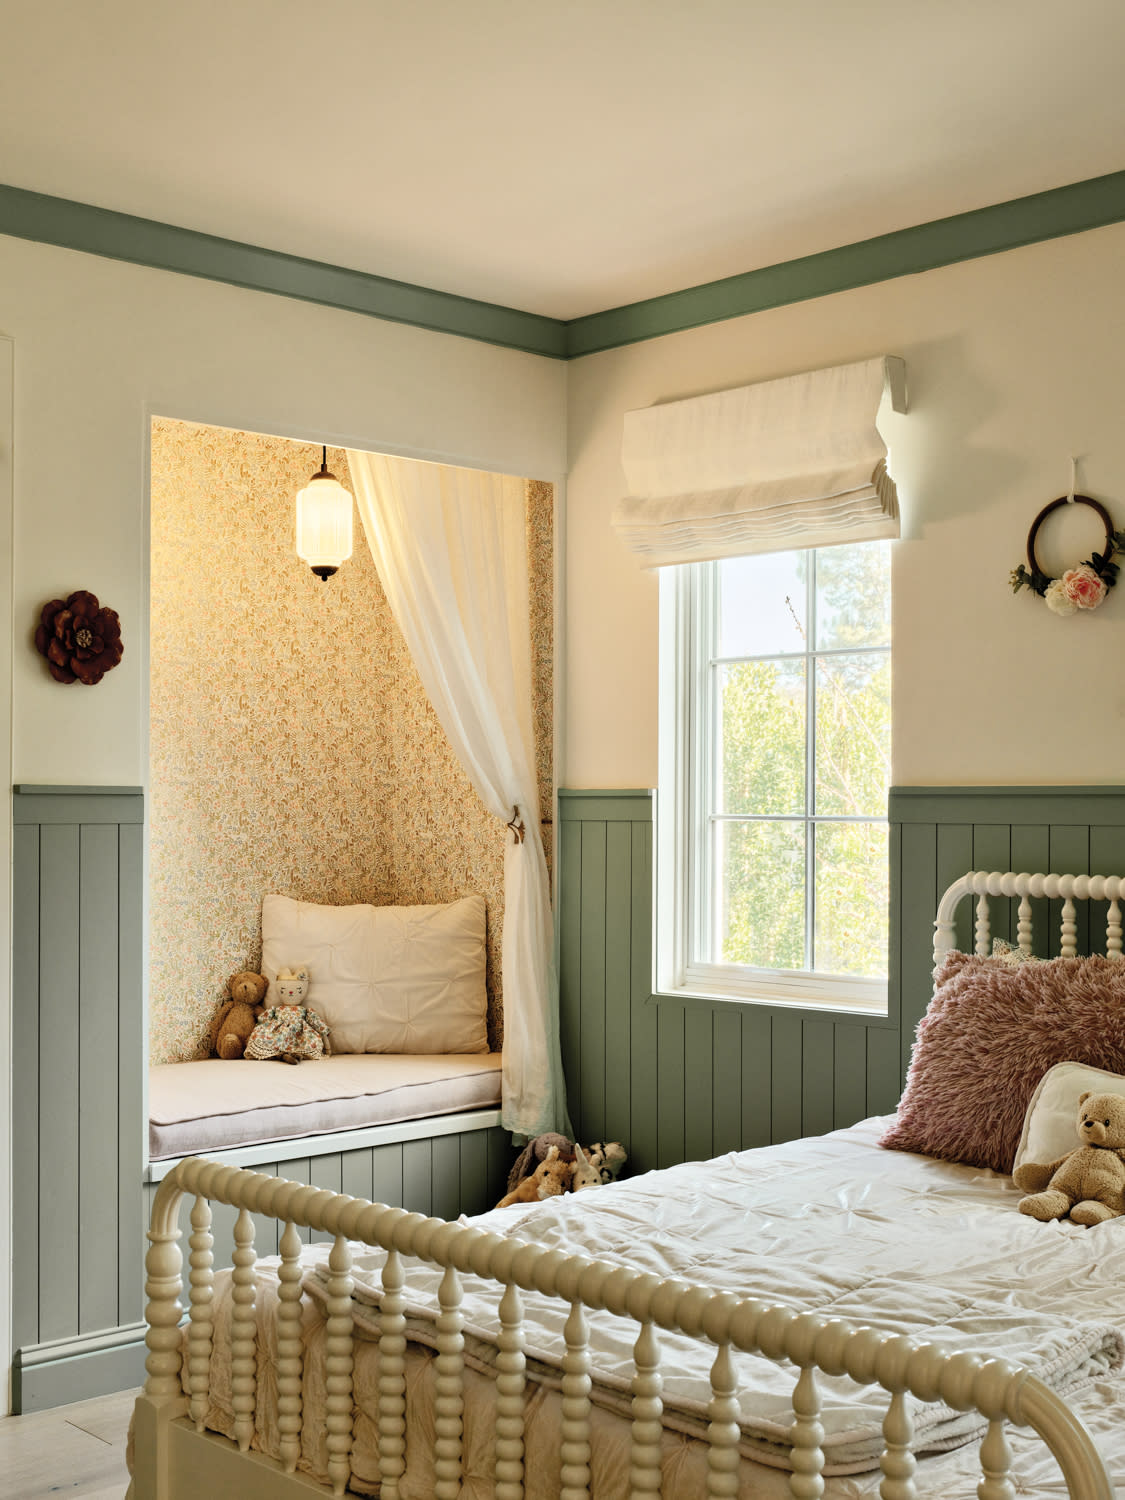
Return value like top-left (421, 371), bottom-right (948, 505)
top-left (261, 893), bottom-right (488, 1055)
top-left (1014, 1060), bottom-right (1125, 1171)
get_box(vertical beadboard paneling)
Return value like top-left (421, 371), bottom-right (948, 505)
top-left (740, 1008), bottom-right (772, 1149)
top-left (770, 1013), bottom-right (803, 1144)
top-left (558, 789), bottom-right (909, 1167)
top-left (683, 1006), bottom-right (714, 1163)
top-left (560, 786), bottom-right (1125, 1176)
top-left (37, 823), bottom-right (81, 1342)
top-left (557, 817), bottom-right (583, 1139)
top-left (711, 1006), bottom-right (742, 1156)
top-left (801, 1020), bottom-right (835, 1139)
top-left (890, 787), bottom-right (1125, 1036)
top-left (309, 1153), bottom-right (343, 1245)
top-left (13, 787), bottom-right (145, 1369)
top-left (431, 1135), bottom-right (462, 1220)
top-left (117, 823), bottom-right (145, 1325)
top-left (78, 825), bottom-right (120, 1335)
top-left (341, 1147), bottom-right (374, 1204)
top-left (603, 821), bottom-right (633, 1148)
top-left (402, 1139), bottom-right (433, 1215)
top-left (458, 1131), bottom-right (487, 1214)
top-left (11, 824), bottom-right (40, 1349)
top-left (628, 820), bottom-right (658, 1172)
top-left (578, 821), bottom-right (608, 1142)
top-left (372, 1142), bottom-right (405, 1209)
top-left (833, 1024), bottom-right (868, 1129)
top-left (656, 999), bottom-right (686, 1167)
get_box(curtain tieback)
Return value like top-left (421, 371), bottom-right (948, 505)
top-left (506, 807), bottom-right (526, 844)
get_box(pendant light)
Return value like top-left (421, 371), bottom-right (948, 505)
top-left (296, 446), bottom-right (353, 580)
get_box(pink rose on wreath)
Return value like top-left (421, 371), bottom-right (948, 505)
top-left (1061, 564), bottom-right (1109, 610)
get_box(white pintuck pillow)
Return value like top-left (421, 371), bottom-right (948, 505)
top-left (1013, 1060), bottom-right (1125, 1172)
top-left (261, 893), bottom-right (488, 1055)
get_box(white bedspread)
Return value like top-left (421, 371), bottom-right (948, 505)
top-left (188, 1118), bottom-right (1125, 1496)
top-left (308, 1117), bottom-right (1123, 1475)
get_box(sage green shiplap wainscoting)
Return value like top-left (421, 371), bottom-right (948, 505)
top-left (890, 785), bottom-right (1125, 1079)
top-left (557, 789), bottom-right (901, 1170)
top-left (11, 785), bottom-right (146, 1413)
top-left (558, 786), bottom-right (1125, 1171)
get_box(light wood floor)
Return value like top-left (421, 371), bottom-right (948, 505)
top-left (0, 1386), bottom-right (138, 1499)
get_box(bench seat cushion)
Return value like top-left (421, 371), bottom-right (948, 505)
top-left (149, 1053), bottom-right (502, 1160)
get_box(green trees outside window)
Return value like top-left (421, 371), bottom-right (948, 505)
top-left (709, 541), bottom-right (890, 980)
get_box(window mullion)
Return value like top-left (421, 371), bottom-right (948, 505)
top-left (805, 551), bottom-right (816, 972)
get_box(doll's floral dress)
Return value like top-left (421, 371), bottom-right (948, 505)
top-left (245, 1005), bottom-right (331, 1062)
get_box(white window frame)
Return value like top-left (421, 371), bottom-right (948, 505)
top-left (657, 552), bottom-right (889, 1015)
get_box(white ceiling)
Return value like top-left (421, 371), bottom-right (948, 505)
top-left (1, 0), bottom-right (1124, 321)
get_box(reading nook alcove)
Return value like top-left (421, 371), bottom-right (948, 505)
top-left (147, 416), bottom-right (556, 1183)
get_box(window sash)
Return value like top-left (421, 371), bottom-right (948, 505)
top-left (658, 551), bottom-right (889, 1012)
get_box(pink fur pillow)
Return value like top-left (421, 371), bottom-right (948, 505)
top-left (880, 951), bottom-right (1125, 1173)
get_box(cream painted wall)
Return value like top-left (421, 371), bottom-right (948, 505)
top-left (564, 221), bottom-right (1125, 790)
top-left (0, 233), bottom-right (566, 786)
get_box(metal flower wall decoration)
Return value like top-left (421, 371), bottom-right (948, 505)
top-left (34, 590), bottom-right (124, 684)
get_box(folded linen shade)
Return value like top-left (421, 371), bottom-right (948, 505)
top-left (614, 355), bottom-right (907, 567)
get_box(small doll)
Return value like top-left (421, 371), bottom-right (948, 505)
top-left (244, 967), bottom-right (331, 1064)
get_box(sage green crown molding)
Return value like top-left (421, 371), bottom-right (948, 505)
top-left (564, 169), bottom-right (1125, 357)
top-left (0, 183), bottom-right (568, 360)
top-left (3, 171), bottom-right (1125, 360)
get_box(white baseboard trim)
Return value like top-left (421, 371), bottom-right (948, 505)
top-left (145, 1106), bottom-right (505, 1181)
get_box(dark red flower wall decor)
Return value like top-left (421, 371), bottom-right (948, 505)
top-left (34, 591), bottom-right (124, 685)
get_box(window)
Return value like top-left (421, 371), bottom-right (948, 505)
top-left (658, 540), bottom-right (891, 1012)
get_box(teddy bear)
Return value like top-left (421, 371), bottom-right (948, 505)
top-left (207, 971), bottom-right (269, 1059)
top-left (1013, 1090), bottom-right (1125, 1226)
top-left (495, 1145), bottom-right (573, 1208)
top-left (244, 967), bottom-right (331, 1064)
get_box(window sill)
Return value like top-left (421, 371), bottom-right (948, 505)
top-left (656, 969), bottom-right (889, 1019)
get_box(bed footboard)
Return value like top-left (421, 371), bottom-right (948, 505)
top-left (128, 1157), bottom-right (1114, 1500)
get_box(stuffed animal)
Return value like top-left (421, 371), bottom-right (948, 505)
top-left (496, 1145), bottom-right (573, 1208)
top-left (572, 1144), bottom-right (604, 1191)
top-left (245, 967), bottom-right (330, 1064)
top-left (208, 971), bottom-right (269, 1059)
top-left (1013, 1091), bottom-right (1125, 1225)
top-left (584, 1141), bottom-right (627, 1185)
top-left (505, 1131), bottom-right (576, 1195)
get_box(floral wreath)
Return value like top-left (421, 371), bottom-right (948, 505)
top-left (1010, 495), bottom-right (1125, 616)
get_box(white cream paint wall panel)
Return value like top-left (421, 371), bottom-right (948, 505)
top-left (564, 220), bottom-right (1125, 790)
top-left (0, 232), bottom-right (566, 787)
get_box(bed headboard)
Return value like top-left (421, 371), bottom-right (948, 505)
top-left (934, 870), bottom-right (1125, 971)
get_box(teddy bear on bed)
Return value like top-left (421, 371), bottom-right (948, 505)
top-left (1013, 1091), bottom-right (1125, 1226)
top-left (207, 970), bottom-right (270, 1059)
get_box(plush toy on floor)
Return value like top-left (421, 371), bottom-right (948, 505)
top-left (583, 1140), bottom-right (628, 1185)
top-left (505, 1131), bottom-right (576, 1196)
top-left (208, 971), bottom-right (269, 1059)
top-left (1014, 1090), bottom-right (1125, 1225)
top-left (496, 1145), bottom-right (573, 1208)
top-left (245, 967), bottom-right (331, 1064)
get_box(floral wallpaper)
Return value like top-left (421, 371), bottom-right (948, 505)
top-left (149, 418), bottom-right (552, 1062)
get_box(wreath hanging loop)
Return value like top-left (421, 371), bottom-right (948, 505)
top-left (1011, 494), bottom-right (1125, 615)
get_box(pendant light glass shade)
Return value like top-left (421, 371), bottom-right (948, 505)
top-left (296, 447), bottom-right (353, 579)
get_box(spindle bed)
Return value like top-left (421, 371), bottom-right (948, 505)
top-left (127, 871), bottom-right (1125, 1499)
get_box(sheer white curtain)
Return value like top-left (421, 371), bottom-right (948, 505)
top-left (348, 450), bottom-right (568, 1139)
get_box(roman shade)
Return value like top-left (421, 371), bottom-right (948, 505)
top-left (613, 355), bottom-right (907, 567)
